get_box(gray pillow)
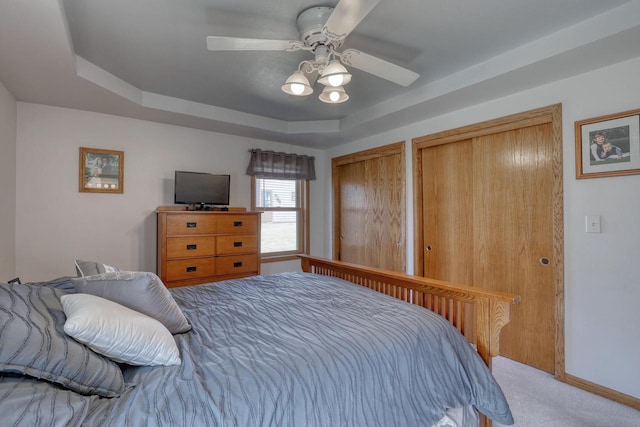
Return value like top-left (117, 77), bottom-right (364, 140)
top-left (28, 276), bottom-right (77, 292)
top-left (74, 259), bottom-right (120, 277)
top-left (72, 271), bottom-right (191, 334)
top-left (0, 282), bottom-right (125, 397)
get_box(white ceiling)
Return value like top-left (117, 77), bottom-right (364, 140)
top-left (1, 0), bottom-right (640, 148)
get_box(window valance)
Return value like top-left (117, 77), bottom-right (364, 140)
top-left (246, 149), bottom-right (316, 180)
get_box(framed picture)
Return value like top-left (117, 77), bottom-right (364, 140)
top-left (79, 147), bottom-right (124, 193)
top-left (575, 108), bottom-right (640, 179)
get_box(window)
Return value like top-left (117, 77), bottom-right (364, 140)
top-left (252, 177), bottom-right (309, 261)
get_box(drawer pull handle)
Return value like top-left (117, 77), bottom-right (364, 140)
top-left (233, 261), bottom-right (243, 268)
top-left (233, 221), bottom-right (243, 227)
top-left (186, 266), bottom-right (197, 272)
top-left (186, 244), bottom-right (197, 250)
top-left (233, 241), bottom-right (243, 247)
top-left (186, 222), bottom-right (197, 228)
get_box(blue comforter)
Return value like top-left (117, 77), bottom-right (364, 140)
top-left (0, 272), bottom-right (513, 426)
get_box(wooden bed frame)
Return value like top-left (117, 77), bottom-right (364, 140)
top-left (299, 255), bottom-right (521, 427)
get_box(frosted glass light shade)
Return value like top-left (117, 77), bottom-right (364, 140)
top-left (318, 60), bottom-right (352, 87)
top-left (319, 86), bottom-right (349, 103)
top-left (281, 71), bottom-right (313, 96)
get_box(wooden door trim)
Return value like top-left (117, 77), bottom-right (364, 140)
top-left (333, 142), bottom-right (404, 167)
top-left (332, 142), bottom-right (405, 262)
top-left (412, 104), bottom-right (565, 378)
top-left (413, 107), bottom-right (558, 149)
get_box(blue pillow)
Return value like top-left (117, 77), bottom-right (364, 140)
top-left (0, 282), bottom-right (125, 397)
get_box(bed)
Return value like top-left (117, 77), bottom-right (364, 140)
top-left (0, 256), bottom-right (519, 427)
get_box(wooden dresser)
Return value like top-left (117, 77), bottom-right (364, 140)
top-left (156, 207), bottom-right (261, 287)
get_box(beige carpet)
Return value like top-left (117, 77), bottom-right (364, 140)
top-left (491, 356), bottom-right (640, 427)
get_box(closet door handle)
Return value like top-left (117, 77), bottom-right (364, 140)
top-left (539, 257), bottom-right (550, 266)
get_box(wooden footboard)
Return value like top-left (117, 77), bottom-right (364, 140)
top-left (300, 255), bottom-right (520, 426)
top-left (301, 255), bottom-right (519, 359)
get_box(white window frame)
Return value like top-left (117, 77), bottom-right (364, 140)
top-left (251, 177), bottom-right (310, 262)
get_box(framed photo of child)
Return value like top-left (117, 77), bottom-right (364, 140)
top-left (79, 147), bottom-right (124, 193)
top-left (575, 108), bottom-right (640, 179)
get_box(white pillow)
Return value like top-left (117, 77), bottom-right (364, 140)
top-left (60, 294), bottom-right (181, 366)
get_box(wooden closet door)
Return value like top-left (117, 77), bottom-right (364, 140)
top-left (420, 123), bottom-right (556, 374)
top-left (473, 124), bottom-right (555, 373)
top-left (422, 140), bottom-right (473, 284)
top-left (334, 145), bottom-right (405, 272)
top-left (337, 161), bottom-right (368, 265)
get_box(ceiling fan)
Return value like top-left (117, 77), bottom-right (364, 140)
top-left (206, 0), bottom-right (419, 104)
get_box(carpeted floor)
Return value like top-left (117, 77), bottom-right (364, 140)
top-left (492, 356), bottom-right (640, 427)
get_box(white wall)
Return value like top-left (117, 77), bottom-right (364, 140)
top-left (324, 56), bottom-right (640, 399)
top-left (15, 104), bottom-right (325, 280)
top-left (0, 80), bottom-right (16, 280)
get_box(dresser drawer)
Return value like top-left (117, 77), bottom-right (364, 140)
top-left (216, 254), bottom-right (258, 276)
top-left (166, 214), bottom-right (216, 235)
top-left (166, 236), bottom-right (216, 259)
top-left (216, 215), bottom-right (257, 234)
top-left (166, 258), bottom-right (215, 282)
top-left (217, 235), bottom-right (258, 255)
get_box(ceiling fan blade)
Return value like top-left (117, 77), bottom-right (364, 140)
top-left (206, 36), bottom-right (303, 51)
top-left (322, 0), bottom-right (381, 41)
top-left (340, 49), bottom-right (419, 87)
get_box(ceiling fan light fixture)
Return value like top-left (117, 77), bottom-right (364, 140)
top-left (281, 71), bottom-right (313, 96)
top-left (319, 85), bottom-right (349, 103)
top-left (317, 60), bottom-right (352, 87)
top-left (207, 2), bottom-right (421, 105)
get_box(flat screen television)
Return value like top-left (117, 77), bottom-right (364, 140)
top-left (174, 171), bottom-right (230, 208)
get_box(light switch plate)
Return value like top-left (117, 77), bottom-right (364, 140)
top-left (586, 215), bottom-right (601, 233)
